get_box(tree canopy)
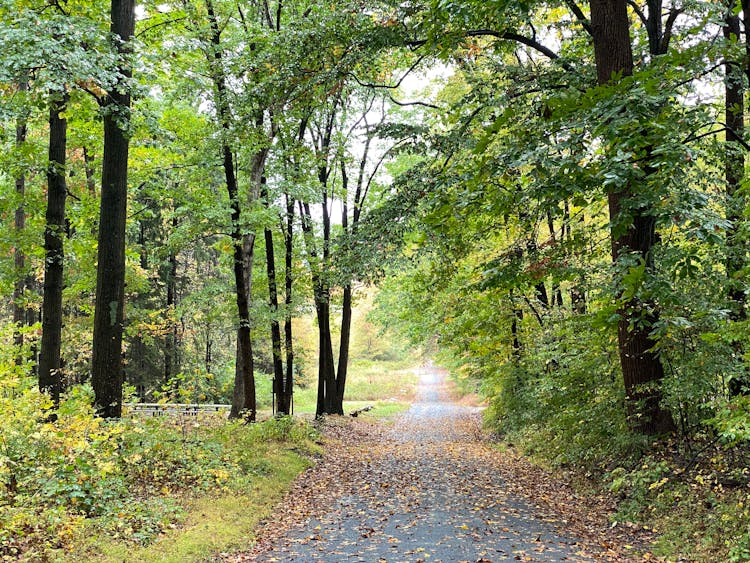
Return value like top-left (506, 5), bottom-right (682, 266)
top-left (5, 0), bottom-right (750, 559)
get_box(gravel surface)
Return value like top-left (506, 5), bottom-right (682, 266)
top-left (236, 366), bottom-right (603, 562)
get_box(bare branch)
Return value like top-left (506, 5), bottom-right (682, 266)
top-left (627, 0), bottom-right (648, 27)
top-left (564, 0), bottom-right (593, 36)
top-left (659, 8), bottom-right (684, 54)
top-left (388, 95), bottom-right (440, 110)
top-left (347, 55), bottom-right (427, 90)
top-left (135, 16), bottom-right (188, 38)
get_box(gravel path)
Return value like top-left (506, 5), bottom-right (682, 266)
top-left (233, 366), bottom-right (607, 562)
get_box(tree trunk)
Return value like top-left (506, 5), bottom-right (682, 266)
top-left (299, 201), bottom-right (336, 416)
top-left (83, 146), bottom-right (97, 196)
top-left (564, 202), bottom-right (587, 313)
top-left (546, 211), bottom-right (563, 307)
top-left (165, 224), bottom-right (179, 389)
top-left (13, 81), bottom-right (29, 362)
top-left (335, 284), bottom-right (352, 414)
top-left (206, 0), bottom-right (255, 421)
top-left (590, 0), bottom-right (674, 434)
top-left (39, 90), bottom-right (69, 406)
top-left (510, 290), bottom-right (523, 360)
top-left (315, 288), bottom-right (336, 414)
top-left (262, 181), bottom-right (289, 415)
top-left (91, 0), bottom-right (135, 418)
top-left (283, 193), bottom-right (295, 413)
top-left (725, 11), bottom-right (748, 396)
top-left (725, 14), bottom-right (746, 317)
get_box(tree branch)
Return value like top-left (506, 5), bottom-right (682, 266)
top-left (564, 0), bottom-right (593, 36)
top-left (659, 8), bottom-right (684, 55)
top-left (135, 16), bottom-right (188, 38)
top-left (627, 0), bottom-right (648, 27)
top-left (464, 30), bottom-right (572, 71)
top-left (388, 95), bottom-right (440, 110)
top-left (523, 295), bottom-right (545, 327)
top-left (347, 55), bottom-right (427, 90)
top-left (683, 125), bottom-right (750, 151)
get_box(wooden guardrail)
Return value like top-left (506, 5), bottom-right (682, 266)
top-left (124, 403), bottom-right (230, 417)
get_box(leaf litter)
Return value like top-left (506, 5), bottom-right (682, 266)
top-left (219, 367), bottom-right (657, 562)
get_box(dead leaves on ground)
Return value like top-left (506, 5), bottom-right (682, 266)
top-left (222, 400), bottom-right (656, 562)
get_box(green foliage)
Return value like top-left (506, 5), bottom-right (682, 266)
top-left (0, 330), bottom-right (317, 560)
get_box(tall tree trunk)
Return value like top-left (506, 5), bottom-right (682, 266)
top-left (262, 181), bottom-right (289, 415)
top-left (336, 284), bottom-right (352, 414)
top-left (546, 211), bottom-right (563, 307)
top-left (725, 11), bottom-right (748, 396)
top-left (299, 201), bottom-right (336, 416)
top-left (725, 13), bottom-right (746, 317)
top-left (165, 221), bottom-right (179, 390)
top-left (565, 202), bottom-right (587, 313)
top-left (333, 167), bottom-right (352, 415)
top-left (316, 289), bottom-right (336, 413)
top-left (509, 290), bottom-right (523, 360)
top-left (590, 0), bottom-right (674, 434)
top-left (205, 0), bottom-right (255, 420)
top-left (39, 90), bottom-right (69, 406)
top-left (91, 0), bottom-right (135, 418)
top-left (283, 193), bottom-right (295, 413)
top-left (13, 81), bottom-right (29, 362)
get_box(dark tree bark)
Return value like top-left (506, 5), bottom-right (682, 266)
top-left (39, 90), bottom-right (69, 406)
top-left (725, 9), bottom-right (748, 396)
top-left (590, 0), bottom-right (674, 434)
top-left (299, 200), bottom-right (336, 416)
top-left (13, 81), bottom-right (29, 361)
top-left (546, 211), bottom-right (563, 307)
top-left (83, 146), bottom-right (97, 196)
top-left (300, 106), bottom-right (339, 417)
top-left (563, 202), bottom-right (587, 313)
top-left (335, 164), bottom-right (353, 415)
top-left (725, 13), bottom-right (746, 319)
top-left (510, 290), bottom-right (523, 360)
top-left (91, 0), bottom-right (135, 418)
top-left (332, 125), bottom-right (374, 413)
top-left (165, 217), bottom-right (179, 388)
top-left (262, 180), bottom-right (290, 415)
top-left (283, 193), bottom-right (295, 413)
top-left (206, 0), bottom-right (255, 421)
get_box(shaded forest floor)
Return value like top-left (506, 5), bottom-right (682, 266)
top-left (222, 367), bottom-right (657, 562)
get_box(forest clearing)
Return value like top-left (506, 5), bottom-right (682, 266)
top-left (5, 0), bottom-right (750, 561)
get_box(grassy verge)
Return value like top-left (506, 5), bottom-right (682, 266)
top-left (2, 357), bottom-right (419, 562)
top-left (78, 448), bottom-right (311, 562)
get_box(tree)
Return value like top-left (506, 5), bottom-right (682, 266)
top-left (205, 0), bottom-right (255, 420)
top-left (12, 80), bottom-right (32, 365)
top-left (724, 2), bottom-right (749, 396)
top-left (38, 89), bottom-right (68, 406)
top-left (91, 0), bottom-right (136, 418)
top-left (589, 0), bottom-right (675, 433)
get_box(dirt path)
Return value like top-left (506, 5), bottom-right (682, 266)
top-left (226, 366), bottom-right (647, 562)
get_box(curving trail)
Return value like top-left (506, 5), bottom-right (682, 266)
top-left (227, 366), bottom-right (641, 562)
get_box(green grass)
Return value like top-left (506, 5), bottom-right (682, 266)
top-left (64, 359), bottom-right (417, 562)
top-left (292, 359), bottom-right (419, 415)
top-left (5, 356), bottom-right (418, 562)
top-left (77, 448), bottom-right (311, 563)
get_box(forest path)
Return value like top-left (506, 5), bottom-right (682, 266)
top-left (224, 366), bottom-right (645, 562)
